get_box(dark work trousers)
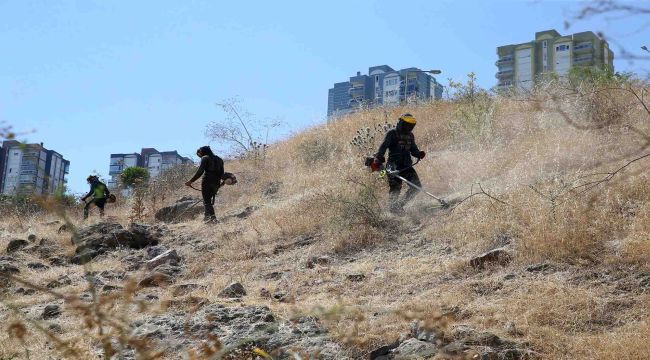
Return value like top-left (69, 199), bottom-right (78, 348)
top-left (388, 167), bottom-right (421, 210)
top-left (84, 198), bottom-right (107, 219)
top-left (201, 180), bottom-right (219, 220)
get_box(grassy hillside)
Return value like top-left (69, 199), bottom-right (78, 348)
top-left (1, 75), bottom-right (648, 359)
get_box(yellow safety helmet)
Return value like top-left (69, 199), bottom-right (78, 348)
top-left (399, 113), bottom-right (417, 125)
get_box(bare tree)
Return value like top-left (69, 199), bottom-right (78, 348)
top-left (566, 0), bottom-right (650, 62)
top-left (205, 98), bottom-right (282, 159)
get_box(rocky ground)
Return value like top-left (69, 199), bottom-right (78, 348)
top-left (0, 199), bottom-right (556, 359)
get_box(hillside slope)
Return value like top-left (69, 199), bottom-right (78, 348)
top-left (1, 81), bottom-right (649, 359)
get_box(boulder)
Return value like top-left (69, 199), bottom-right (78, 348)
top-left (392, 338), bottom-right (438, 359)
top-left (71, 222), bottom-right (160, 264)
top-left (469, 248), bottom-right (512, 269)
top-left (6, 239), bottom-right (29, 253)
top-left (145, 249), bottom-right (180, 270)
top-left (217, 282), bottom-right (247, 298)
top-left (155, 198), bottom-right (202, 222)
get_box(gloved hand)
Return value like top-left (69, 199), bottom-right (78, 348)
top-left (370, 161), bottom-right (381, 172)
top-left (374, 155), bottom-right (385, 165)
top-left (418, 151), bottom-right (426, 159)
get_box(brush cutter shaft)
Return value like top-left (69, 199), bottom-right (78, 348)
top-left (390, 172), bottom-right (446, 205)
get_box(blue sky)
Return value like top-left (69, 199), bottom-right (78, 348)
top-left (1, 0), bottom-right (648, 194)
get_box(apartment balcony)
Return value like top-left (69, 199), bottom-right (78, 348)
top-left (573, 55), bottom-right (594, 65)
top-left (349, 87), bottom-right (365, 98)
top-left (573, 42), bottom-right (593, 53)
top-left (495, 56), bottom-right (513, 66)
top-left (495, 69), bottom-right (514, 79)
top-left (109, 165), bottom-right (124, 175)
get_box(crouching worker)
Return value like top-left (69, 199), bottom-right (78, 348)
top-left (373, 113), bottom-right (426, 214)
top-left (185, 146), bottom-right (224, 223)
top-left (82, 175), bottom-right (111, 219)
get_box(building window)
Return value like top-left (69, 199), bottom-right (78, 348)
top-left (555, 44), bottom-right (570, 52)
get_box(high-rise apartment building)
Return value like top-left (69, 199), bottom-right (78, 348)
top-left (327, 65), bottom-right (443, 118)
top-left (496, 29), bottom-right (614, 91)
top-left (108, 148), bottom-right (192, 188)
top-left (0, 141), bottom-right (70, 196)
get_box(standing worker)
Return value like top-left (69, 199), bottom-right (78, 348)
top-left (82, 175), bottom-right (111, 219)
top-left (373, 113), bottom-right (426, 214)
top-left (185, 146), bottom-right (224, 223)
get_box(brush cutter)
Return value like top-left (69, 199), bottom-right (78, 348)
top-left (364, 156), bottom-right (449, 208)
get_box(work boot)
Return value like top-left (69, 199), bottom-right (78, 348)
top-left (203, 215), bottom-right (218, 224)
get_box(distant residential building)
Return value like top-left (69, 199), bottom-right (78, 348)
top-left (496, 29), bottom-right (615, 91)
top-left (108, 148), bottom-right (192, 188)
top-left (0, 140), bottom-right (70, 196)
top-left (327, 65), bottom-right (443, 118)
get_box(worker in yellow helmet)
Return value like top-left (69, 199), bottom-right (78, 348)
top-left (373, 113), bottom-right (426, 214)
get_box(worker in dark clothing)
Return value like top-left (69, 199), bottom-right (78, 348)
top-left (82, 175), bottom-right (110, 219)
top-left (374, 113), bottom-right (426, 214)
top-left (185, 146), bottom-right (224, 222)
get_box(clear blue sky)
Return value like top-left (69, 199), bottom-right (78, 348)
top-left (1, 0), bottom-right (647, 194)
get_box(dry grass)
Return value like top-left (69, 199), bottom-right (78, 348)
top-left (1, 77), bottom-right (649, 359)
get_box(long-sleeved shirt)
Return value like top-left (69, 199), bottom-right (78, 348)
top-left (375, 129), bottom-right (421, 169)
top-left (189, 155), bottom-right (223, 183)
top-left (83, 181), bottom-right (109, 200)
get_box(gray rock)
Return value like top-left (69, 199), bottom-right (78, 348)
top-left (6, 239), bottom-right (29, 253)
top-left (130, 304), bottom-right (348, 359)
top-left (48, 256), bottom-right (67, 267)
top-left (70, 248), bottom-right (100, 265)
top-left (393, 338), bottom-right (437, 359)
top-left (145, 249), bottom-right (180, 270)
top-left (71, 222), bottom-right (160, 264)
top-left (410, 320), bottom-right (444, 343)
top-left (48, 323), bottom-right (63, 333)
top-left (469, 248), bottom-right (512, 269)
top-left (146, 245), bottom-right (169, 259)
top-left (218, 282), bottom-right (247, 298)
top-left (346, 273), bottom-right (366, 282)
top-left (42, 304), bottom-right (61, 319)
top-left (27, 234), bottom-right (37, 242)
top-left (27, 262), bottom-right (49, 270)
top-left (369, 341), bottom-right (400, 360)
top-left (155, 198), bottom-right (202, 222)
top-left (15, 288), bottom-right (36, 295)
top-left (0, 261), bottom-right (19, 274)
top-left (47, 275), bottom-right (72, 289)
top-left (102, 285), bottom-right (122, 292)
